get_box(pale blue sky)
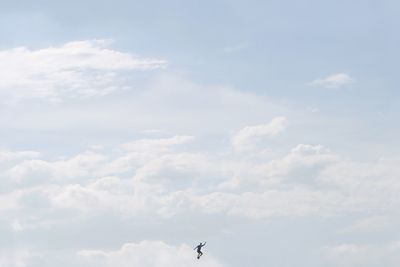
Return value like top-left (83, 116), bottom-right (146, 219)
top-left (0, 1), bottom-right (399, 267)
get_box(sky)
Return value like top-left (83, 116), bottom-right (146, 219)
top-left (0, 0), bottom-right (399, 266)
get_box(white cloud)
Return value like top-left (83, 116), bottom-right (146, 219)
top-left (2, 137), bottom-right (399, 225)
top-left (310, 73), bottom-right (354, 88)
top-left (41, 152), bottom-right (345, 220)
top-left (77, 241), bottom-right (224, 267)
top-left (232, 117), bottom-right (288, 151)
top-left (0, 40), bottom-right (166, 101)
top-left (3, 139), bottom-right (393, 223)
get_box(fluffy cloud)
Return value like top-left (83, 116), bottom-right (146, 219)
top-left (20, 144), bottom-right (341, 221)
top-left (77, 241), bottom-right (224, 267)
top-left (232, 117), bottom-right (288, 151)
top-left (3, 137), bottom-right (398, 223)
top-left (0, 40), bottom-right (166, 101)
top-left (2, 134), bottom-right (400, 227)
top-left (310, 73), bottom-right (354, 88)
top-left (34, 142), bottom-right (334, 219)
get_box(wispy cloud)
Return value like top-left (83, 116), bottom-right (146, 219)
top-left (309, 73), bottom-right (354, 88)
top-left (232, 117), bottom-right (288, 151)
top-left (0, 40), bottom-right (166, 101)
top-left (222, 42), bottom-right (250, 53)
